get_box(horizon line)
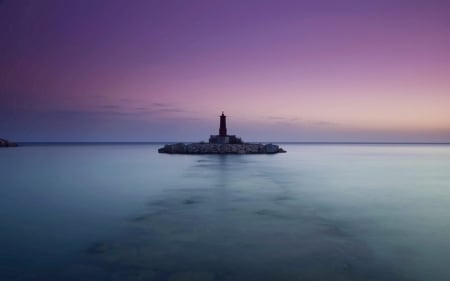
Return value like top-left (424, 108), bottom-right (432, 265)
top-left (14, 141), bottom-right (450, 145)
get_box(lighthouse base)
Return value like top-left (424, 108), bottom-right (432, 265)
top-left (209, 135), bottom-right (242, 144)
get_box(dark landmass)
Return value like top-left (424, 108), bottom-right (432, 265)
top-left (158, 142), bottom-right (286, 154)
top-left (158, 112), bottom-right (286, 154)
top-left (0, 138), bottom-right (18, 147)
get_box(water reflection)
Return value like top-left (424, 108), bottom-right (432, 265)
top-left (50, 154), bottom-right (413, 281)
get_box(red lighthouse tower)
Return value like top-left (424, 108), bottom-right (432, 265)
top-left (209, 112), bottom-right (242, 144)
top-left (219, 111), bottom-right (227, 137)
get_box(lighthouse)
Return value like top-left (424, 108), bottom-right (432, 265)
top-left (159, 111), bottom-right (286, 153)
top-left (209, 112), bottom-right (242, 144)
top-left (219, 112), bottom-right (227, 136)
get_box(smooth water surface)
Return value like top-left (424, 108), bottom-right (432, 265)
top-left (1, 144), bottom-right (450, 281)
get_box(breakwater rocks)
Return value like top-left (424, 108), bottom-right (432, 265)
top-left (0, 138), bottom-right (18, 147)
top-left (158, 142), bottom-right (286, 154)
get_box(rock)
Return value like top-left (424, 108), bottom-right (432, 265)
top-left (158, 143), bottom-right (286, 154)
top-left (0, 138), bottom-right (18, 147)
top-left (172, 143), bottom-right (187, 153)
top-left (158, 143), bottom-right (186, 153)
top-left (268, 144), bottom-right (278, 153)
top-left (262, 143), bottom-right (280, 154)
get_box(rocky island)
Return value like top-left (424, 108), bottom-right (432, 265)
top-left (0, 138), bottom-right (18, 147)
top-left (158, 112), bottom-right (286, 154)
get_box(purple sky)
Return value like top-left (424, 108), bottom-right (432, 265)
top-left (1, 0), bottom-right (450, 142)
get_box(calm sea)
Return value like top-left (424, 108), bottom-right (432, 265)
top-left (1, 143), bottom-right (449, 281)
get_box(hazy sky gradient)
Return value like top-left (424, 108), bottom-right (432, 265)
top-left (1, 0), bottom-right (449, 141)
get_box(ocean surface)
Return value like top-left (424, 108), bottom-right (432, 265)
top-left (1, 143), bottom-right (450, 281)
